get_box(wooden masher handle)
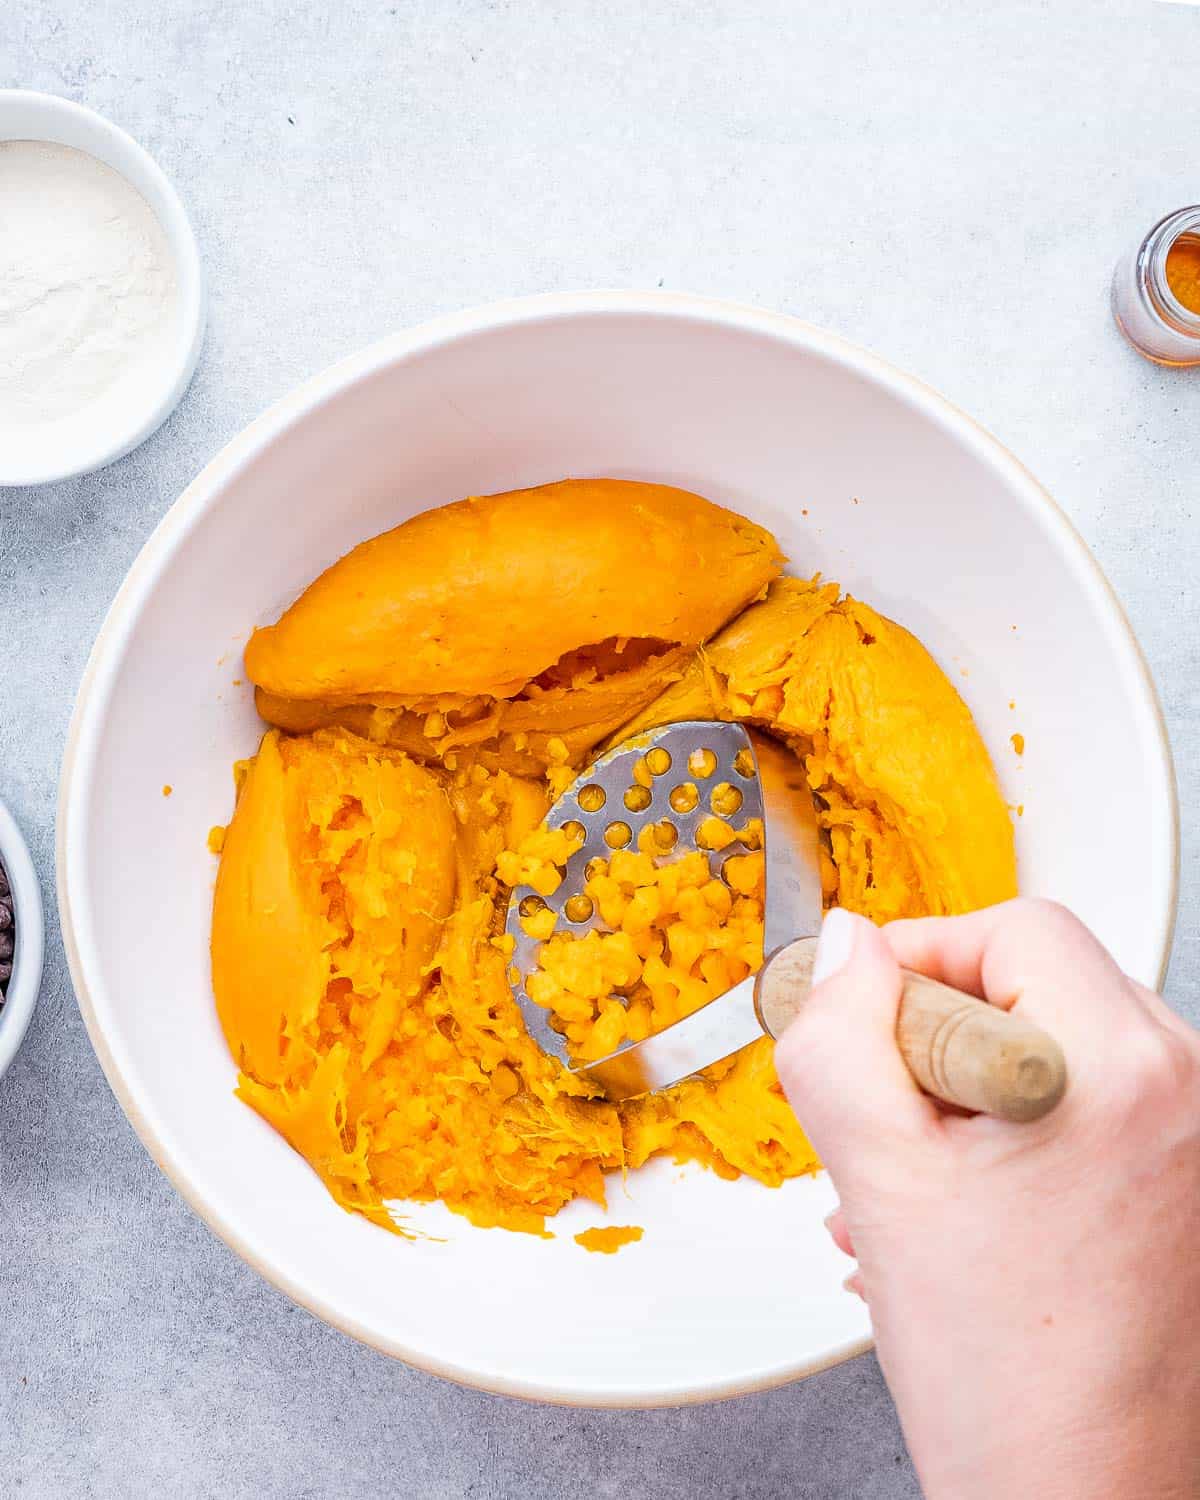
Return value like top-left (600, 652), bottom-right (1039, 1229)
top-left (755, 936), bottom-right (1067, 1123)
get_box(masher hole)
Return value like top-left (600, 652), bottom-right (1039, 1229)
top-left (688, 747), bottom-right (718, 779)
top-left (605, 821), bottom-right (632, 848)
top-left (578, 784), bottom-right (606, 812)
top-left (711, 781), bottom-right (743, 817)
top-left (650, 819), bottom-right (678, 851)
top-left (668, 782), bottom-right (699, 813)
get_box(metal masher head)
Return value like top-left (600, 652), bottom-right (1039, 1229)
top-left (503, 719), bottom-right (766, 1071)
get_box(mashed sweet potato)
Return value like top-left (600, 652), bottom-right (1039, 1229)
top-left (211, 478), bottom-right (1016, 1236)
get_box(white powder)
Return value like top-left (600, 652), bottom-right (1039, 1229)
top-left (0, 140), bottom-right (179, 433)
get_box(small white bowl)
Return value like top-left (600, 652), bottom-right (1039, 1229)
top-left (58, 293), bottom-right (1178, 1405)
top-left (0, 90), bottom-right (205, 488)
top-left (0, 794), bottom-right (44, 1082)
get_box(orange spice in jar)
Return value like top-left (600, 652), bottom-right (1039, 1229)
top-left (1112, 206), bottom-right (1200, 367)
top-left (1166, 231), bottom-right (1200, 316)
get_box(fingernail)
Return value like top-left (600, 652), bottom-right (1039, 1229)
top-left (823, 1211), bottom-right (837, 1231)
top-left (812, 907), bottom-right (856, 985)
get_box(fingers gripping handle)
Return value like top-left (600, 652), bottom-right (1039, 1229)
top-left (755, 936), bottom-right (1068, 1123)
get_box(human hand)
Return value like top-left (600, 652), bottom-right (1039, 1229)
top-left (775, 899), bottom-right (1200, 1500)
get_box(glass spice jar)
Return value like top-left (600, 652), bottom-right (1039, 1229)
top-left (1112, 206), bottom-right (1200, 367)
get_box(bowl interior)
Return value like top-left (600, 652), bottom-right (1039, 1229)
top-left (0, 90), bottom-right (204, 486)
top-left (60, 299), bottom-right (1175, 1404)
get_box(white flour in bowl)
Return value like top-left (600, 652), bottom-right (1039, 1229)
top-left (0, 140), bottom-right (179, 434)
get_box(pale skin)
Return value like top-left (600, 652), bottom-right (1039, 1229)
top-left (774, 899), bottom-right (1200, 1500)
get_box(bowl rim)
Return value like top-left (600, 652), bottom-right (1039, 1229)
top-left (55, 289), bottom-right (1180, 1406)
top-left (0, 88), bottom-right (207, 488)
top-left (0, 794), bottom-right (45, 1082)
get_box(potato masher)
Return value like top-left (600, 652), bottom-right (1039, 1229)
top-left (504, 719), bottom-right (1067, 1120)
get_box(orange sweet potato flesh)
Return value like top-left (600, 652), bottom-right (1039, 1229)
top-left (615, 577), bottom-right (1018, 920)
top-left (213, 480), bottom-right (1017, 1238)
top-left (245, 478), bottom-right (782, 703)
top-left (212, 731), bottom-right (457, 1081)
top-left (251, 637), bottom-right (697, 779)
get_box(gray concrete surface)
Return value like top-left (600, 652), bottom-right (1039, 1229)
top-left (2, 1), bottom-right (1199, 1494)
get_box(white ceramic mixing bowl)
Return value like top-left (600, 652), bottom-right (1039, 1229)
top-left (57, 293), bottom-right (1177, 1406)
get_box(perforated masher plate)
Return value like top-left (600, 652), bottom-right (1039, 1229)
top-left (503, 719), bottom-right (765, 1069)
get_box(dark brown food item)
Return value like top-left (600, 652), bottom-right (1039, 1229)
top-left (0, 860), bottom-right (12, 995)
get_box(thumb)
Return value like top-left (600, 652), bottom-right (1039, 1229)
top-left (774, 908), bottom-right (937, 1180)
